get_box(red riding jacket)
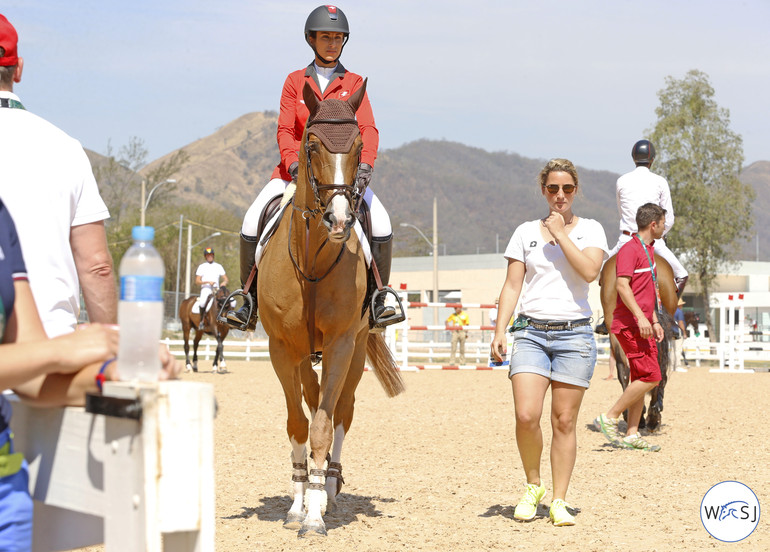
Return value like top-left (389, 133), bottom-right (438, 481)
top-left (271, 63), bottom-right (379, 181)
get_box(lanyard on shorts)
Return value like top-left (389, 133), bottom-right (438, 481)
top-left (635, 233), bottom-right (663, 314)
top-left (0, 98), bottom-right (25, 110)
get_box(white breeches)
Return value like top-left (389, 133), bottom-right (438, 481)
top-left (193, 286), bottom-right (214, 314)
top-left (241, 178), bottom-right (392, 238)
top-left (609, 234), bottom-right (688, 280)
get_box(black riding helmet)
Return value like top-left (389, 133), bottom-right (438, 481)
top-left (203, 246), bottom-right (214, 257)
top-left (305, 5), bottom-right (350, 63)
top-left (632, 139), bottom-right (655, 166)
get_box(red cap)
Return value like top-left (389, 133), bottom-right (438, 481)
top-left (0, 14), bottom-right (19, 67)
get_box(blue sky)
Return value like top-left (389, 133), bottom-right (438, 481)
top-left (3, 1), bottom-right (769, 174)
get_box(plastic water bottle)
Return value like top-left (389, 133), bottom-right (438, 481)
top-left (118, 226), bottom-right (165, 381)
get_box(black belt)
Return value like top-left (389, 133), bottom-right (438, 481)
top-left (527, 318), bottom-right (591, 331)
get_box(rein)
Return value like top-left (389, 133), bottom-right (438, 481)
top-left (292, 114), bottom-right (360, 362)
top-left (288, 203), bottom-right (346, 283)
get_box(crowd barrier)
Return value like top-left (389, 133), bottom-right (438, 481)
top-left (10, 381), bottom-right (215, 551)
top-left (162, 297), bottom-right (770, 371)
top-left (163, 333), bottom-right (768, 369)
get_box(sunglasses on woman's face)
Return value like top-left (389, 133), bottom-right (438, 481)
top-left (543, 184), bottom-right (577, 195)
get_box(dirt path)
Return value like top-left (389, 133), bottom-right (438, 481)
top-left (80, 359), bottom-right (770, 551)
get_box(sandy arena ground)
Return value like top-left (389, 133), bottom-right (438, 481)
top-left (79, 357), bottom-right (769, 551)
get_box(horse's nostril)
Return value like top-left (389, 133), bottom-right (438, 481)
top-left (322, 212), bottom-right (334, 226)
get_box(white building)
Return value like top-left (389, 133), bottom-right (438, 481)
top-left (391, 255), bottom-right (770, 336)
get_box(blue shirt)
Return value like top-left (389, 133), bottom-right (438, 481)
top-left (0, 199), bottom-right (28, 431)
top-left (673, 307), bottom-right (685, 338)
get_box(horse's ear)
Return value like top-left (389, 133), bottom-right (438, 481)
top-left (303, 82), bottom-right (320, 117)
top-left (347, 78), bottom-right (367, 113)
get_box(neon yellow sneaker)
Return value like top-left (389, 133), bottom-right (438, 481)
top-left (595, 413), bottom-right (621, 443)
top-left (620, 432), bottom-right (661, 452)
top-left (549, 498), bottom-right (576, 526)
top-left (513, 483), bottom-right (546, 521)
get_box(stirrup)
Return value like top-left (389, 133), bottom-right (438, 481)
top-left (369, 286), bottom-right (405, 330)
top-left (218, 289), bottom-right (255, 331)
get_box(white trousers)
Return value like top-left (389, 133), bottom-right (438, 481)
top-left (241, 178), bottom-right (392, 238)
top-left (609, 234), bottom-right (688, 280)
top-left (193, 285), bottom-right (214, 314)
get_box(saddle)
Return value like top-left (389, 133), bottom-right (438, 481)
top-left (256, 192), bottom-right (379, 320)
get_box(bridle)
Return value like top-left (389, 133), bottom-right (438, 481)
top-left (288, 116), bottom-right (361, 284)
top-left (303, 116), bottom-right (361, 210)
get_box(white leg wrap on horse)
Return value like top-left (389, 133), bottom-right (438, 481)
top-left (288, 440), bottom-right (307, 519)
top-left (304, 455), bottom-right (328, 517)
top-left (325, 424), bottom-right (346, 499)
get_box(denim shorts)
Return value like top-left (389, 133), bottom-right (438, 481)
top-left (508, 324), bottom-right (597, 388)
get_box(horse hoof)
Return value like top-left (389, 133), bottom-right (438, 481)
top-left (283, 512), bottom-right (304, 530)
top-left (325, 499), bottom-right (337, 514)
top-left (185, 365), bottom-right (192, 373)
top-left (298, 521), bottom-right (327, 538)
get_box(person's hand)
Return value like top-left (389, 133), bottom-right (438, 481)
top-left (653, 321), bottom-right (665, 343)
top-left (542, 212), bottom-right (567, 241)
top-left (490, 332), bottom-right (507, 362)
top-left (637, 316), bottom-right (653, 339)
top-left (288, 161), bottom-right (299, 183)
top-left (355, 163), bottom-right (372, 197)
top-left (56, 324), bottom-right (119, 373)
top-left (158, 343), bottom-right (181, 380)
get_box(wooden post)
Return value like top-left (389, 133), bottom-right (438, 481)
top-left (10, 380), bottom-right (215, 551)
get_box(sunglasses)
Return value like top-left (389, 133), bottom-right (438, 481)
top-left (543, 184), bottom-right (577, 195)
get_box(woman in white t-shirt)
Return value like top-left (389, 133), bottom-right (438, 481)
top-left (490, 158), bottom-right (608, 527)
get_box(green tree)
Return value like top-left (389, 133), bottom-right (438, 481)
top-left (649, 70), bottom-right (754, 336)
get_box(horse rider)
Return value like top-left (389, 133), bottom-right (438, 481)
top-left (224, 5), bottom-right (400, 332)
top-left (611, 139), bottom-right (688, 294)
top-left (597, 139), bottom-right (688, 335)
top-left (195, 247), bottom-right (228, 330)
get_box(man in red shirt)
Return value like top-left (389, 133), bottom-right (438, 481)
top-left (595, 203), bottom-right (667, 452)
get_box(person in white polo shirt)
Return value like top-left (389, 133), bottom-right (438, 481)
top-left (0, 14), bottom-right (116, 337)
top-left (610, 139), bottom-right (688, 295)
top-left (194, 247), bottom-right (228, 329)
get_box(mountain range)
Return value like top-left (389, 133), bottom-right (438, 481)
top-left (98, 110), bottom-right (769, 260)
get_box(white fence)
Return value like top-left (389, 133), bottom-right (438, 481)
top-left (165, 332), bottom-right (770, 370)
top-left (10, 380), bottom-right (215, 552)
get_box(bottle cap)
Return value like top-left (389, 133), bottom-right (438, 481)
top-left (132, 226), bottom-right (155, 241)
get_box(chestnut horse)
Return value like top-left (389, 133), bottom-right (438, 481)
top-left (179, 285), bottom-right (231, 373)
top-left (258, 81), bottom-right (404, 537)
top-left (600, 253), bottom-right (677, 431)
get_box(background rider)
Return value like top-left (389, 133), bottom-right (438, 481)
top-left (194, 246), bottom-right (228, 330)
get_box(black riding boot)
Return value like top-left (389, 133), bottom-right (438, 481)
top-left (198, 295), bottom-right (212, 330)
top-left (370, 235), bottom-right (398, 326)
top-left (675, 276), bottom-right (689, 297)
top-left (225, 233), bottom-right (259, 331)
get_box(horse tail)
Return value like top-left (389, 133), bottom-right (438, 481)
top-left (366, 333), bottom-right (405, 398)
top-left (657, 308), bottom-right (675, 378)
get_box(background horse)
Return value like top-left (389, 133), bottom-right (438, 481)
top-left (258, 81), bottom-right (404, 538)
top-left (600, 254), bottom-right (677, 431)
top-left (179, 285), bottom-right (231, 373)
top-left (684, 310), bottom-right (701, 337)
